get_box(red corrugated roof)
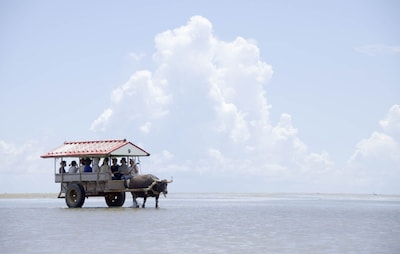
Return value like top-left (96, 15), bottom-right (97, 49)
top-left (41, 139), bottom-right (150, 158)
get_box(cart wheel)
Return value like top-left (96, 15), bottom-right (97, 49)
top-left (65, 183), bottom-right (85, 208)
top-left (105, 192), bottom-right (126, 207)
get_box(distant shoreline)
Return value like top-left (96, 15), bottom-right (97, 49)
top-left (0, 193), bottom-right (58, 199)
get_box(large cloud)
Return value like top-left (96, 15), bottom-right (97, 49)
top-left (89, 16), bottom-right (399, 193)
top-left (90, 16), bottom-right (336, 192)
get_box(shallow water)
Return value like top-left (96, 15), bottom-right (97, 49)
top-left (1, 193), bottom-right (399, 253)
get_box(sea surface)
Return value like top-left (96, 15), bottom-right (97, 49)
top-left (1, 193), bottom-right (399, 254)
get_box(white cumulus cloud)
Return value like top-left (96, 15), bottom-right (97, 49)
top-left (346, 105), bottom-right (400, 193)
top-left (379, 104), bottom-right (400, 138)
top-left (349, 104), bottom-right (400, 163)
top-left (90, 108), bottom-right (113, 131)
top-left (92, 16), bottom-right (400, 193)
top-left (350, 132), bottom-right (400, 162)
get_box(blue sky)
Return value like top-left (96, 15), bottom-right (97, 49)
top-left (1, 0), bottom-right (399, 194)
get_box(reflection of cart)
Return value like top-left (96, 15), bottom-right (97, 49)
top-left (41, 139), bottom-right (150, 208)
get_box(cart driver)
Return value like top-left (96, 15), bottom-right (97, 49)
top-left (129, 158), bottom-right (139, 175)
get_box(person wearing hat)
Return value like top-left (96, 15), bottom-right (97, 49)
top-left (83, 157), bottom-right (92, 172)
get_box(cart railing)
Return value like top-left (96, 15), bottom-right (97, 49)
top-left (55, 172), bottom-right (112, 183)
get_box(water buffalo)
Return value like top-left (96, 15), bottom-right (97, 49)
top-left (129, 174), bottom-right (172, 208)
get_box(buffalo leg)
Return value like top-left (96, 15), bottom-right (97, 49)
top-left (142, 196), bottom-right (147, 208)
top-left (132, 197), bottom-right (139, 208)
top-left (131, 193), bottom-right (139, 208)
top-left (155, 195), bottom-right (159, 208)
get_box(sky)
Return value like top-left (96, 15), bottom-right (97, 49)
top-left (0, 0), bottom-right (399, 194)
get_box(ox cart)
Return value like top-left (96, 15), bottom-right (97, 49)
top-left (41, 139), bottom-right (171, 208)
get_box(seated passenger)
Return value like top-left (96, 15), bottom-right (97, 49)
top-left (119, 158), bottom-right (133, 188)
top-left (100, 157), bottom-right (110, 173)
top-left (59, 160), bottom-right (66, 173)
top-left (79, 158), bottom-right (85, 173)
top-left (68, 160), bottom-right (78, 173)
top-left (111, 158), bottom-right (121, 180)
top-left (83, 158), bottom-right (92, 172)
top-left (119, 158), bottom-right (131, 176)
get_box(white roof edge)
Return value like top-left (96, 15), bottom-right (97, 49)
top-left (109, 143), bottom-right (150, 157)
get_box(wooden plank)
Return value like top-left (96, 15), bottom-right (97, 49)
top-left (55, 173), bottom-right (112, 183)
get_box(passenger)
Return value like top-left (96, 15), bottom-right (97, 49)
top-left (59, 160), bottom-right (66, 173)
top-left (68, 160), bottom-right (78, 173)
top-left (111, 158), bottom-right (121, 180)
top-left (83, 158), bottom-right (92, 172)
top-left (129, 158), bottom-right (139, 175)
top-left (100, 157), bottom-right (110, 173)
top-left (92, 157), bottom-right (100, 173)
top-left (120, 158), bottom-right (133, 188)
top-left (119, 158), bottom-right (131, 176)
top-left (79, 158), bottom-right (85, 173)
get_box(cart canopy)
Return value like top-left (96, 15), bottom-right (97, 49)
top-left (40, 139), bottom-right (150, 158)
